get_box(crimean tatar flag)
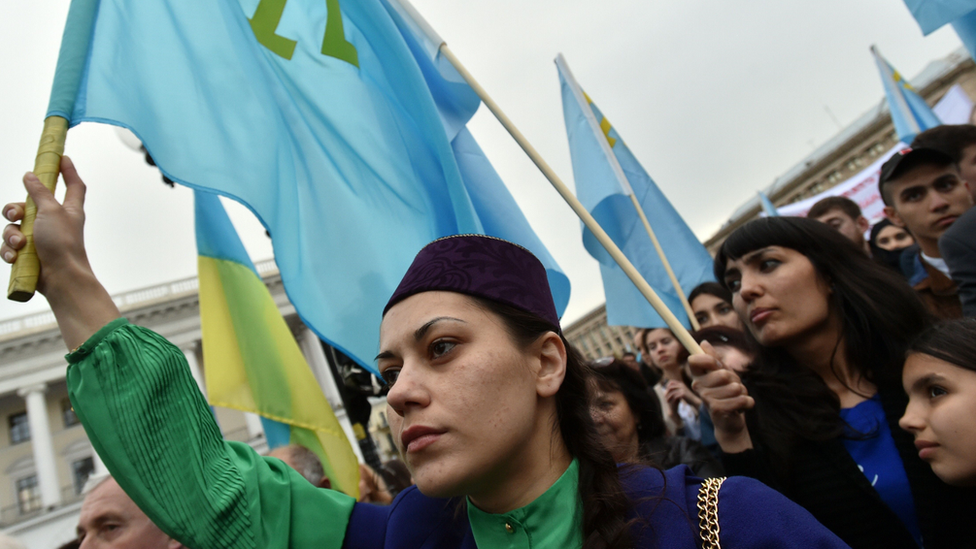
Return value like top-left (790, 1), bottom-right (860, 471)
top-left (45, 0), bottom-right (486, 373)
top-left (194, 190), bottom-right (359, 497)
top-left (556, 54), bottom-right (713, 329)
top-left (871, 46), bottom-right (942, 144)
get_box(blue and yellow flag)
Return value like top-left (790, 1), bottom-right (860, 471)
top-left (194, 190), bottom-right (359, 497)
top-left (556, 55), bottom-right (713, 329)
top-left (901, 0), bottom-right (976, 65)
top-left (758, 191), bottom-right (780, 217)
top-left (871, 46), bottom-right (942, 144)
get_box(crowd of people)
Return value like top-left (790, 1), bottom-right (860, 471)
top-left (1, 125), bottom-right (975, 548)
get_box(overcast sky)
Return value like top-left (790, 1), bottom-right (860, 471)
top-left (0, 0), bottom-right (964, 328)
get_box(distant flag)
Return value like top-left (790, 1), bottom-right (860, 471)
top-left (194, 190), bottom-right (359, 497)
top-left (556, 54), bottom-right (713, 329)
top-left (44, 0), bottom-right (566, 373)
top-left (871, 45), bottom-right (942, 144)
top-left (758, 191), bottom-right (781, 217)
top-left (901, 0), bottom-right (976, 61)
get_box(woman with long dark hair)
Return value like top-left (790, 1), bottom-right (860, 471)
top-left (688, 282), bottom-right (745, 331)
top-left (1, 164), bottom-right (849, 548)
top-left (691, 216), bottom-right (974, 549)
top-left (900, 319), bottom-right (976, 487)
top-left (589, 358), bottom-right (723, 477)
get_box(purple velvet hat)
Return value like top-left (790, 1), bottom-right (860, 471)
top-left (383, 234), bottom-right (560, 329)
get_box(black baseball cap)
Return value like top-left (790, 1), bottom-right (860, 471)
top-left (879, 147), bottom-right (955, 187)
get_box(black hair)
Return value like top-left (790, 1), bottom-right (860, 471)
top-left (589, 359), bottom-right (667, 444)
top-left (714, 217), bottom-right (931, 479)
top-left (476, 298), bottom-right (634, 549)
top-left (807, 195), bottom-right (863, 221)
top-left (911, 124), bottom-right (976, 162)
top-left (687, 282), bottom-right (733, 307)
top-left (676, 326), bottom-right (759, 366)
top-left (908, 318), bottom-right (976, 374)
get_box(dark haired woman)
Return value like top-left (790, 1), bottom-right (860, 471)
top-left (900, 319), bottom-right (976, 487)
top-left (868, 218), bottom-right (915, 274)
top-left (688, 282), bottom-right (745, 331)
top-left (589, 358), bottom-right (723, 478)
top-left (1, 165), bottom-right (849, 548)
top-left (691, 216), bottom-right (975, 549)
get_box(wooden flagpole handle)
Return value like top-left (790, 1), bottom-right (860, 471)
top-left (438, 45), bottom-right (702, 355)
top-left (7, 116), bottom-right (68, 302)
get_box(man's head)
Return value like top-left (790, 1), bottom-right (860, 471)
top-left (77, 477), bottom-right (183, 549)
top-left (620, 351), bottom-right (639, 372)
top-left (879, 147), bottom-right (974, 257)
top-left (807, 196), bottom-right (870, 253)
top-left (268, 444), bottom-right (331, 489)
top-left (911, 124), bottom-right (976, 202)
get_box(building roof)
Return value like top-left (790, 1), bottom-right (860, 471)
top-left (715, 46), bottom-right (972, 234)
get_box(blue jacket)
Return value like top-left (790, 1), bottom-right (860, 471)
top-left (344, 465), bottom-right (849, 548)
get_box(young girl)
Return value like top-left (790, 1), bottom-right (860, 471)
top-left (1, 161), bottom-right (848, 548)
top-left (691, 216), bottom-right (974, 549)
top-left (899, 319), bottom-right (976, 487)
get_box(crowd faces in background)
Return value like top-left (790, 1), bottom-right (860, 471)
top-left (691, 216), bottom-right (975, 548)
top-left (900, 319), bottom-right (976, 487)
top-left (643, 328), bottom-right (702, 440)
top-left (879, 147), bottom-right (974, 319)
top-left (807, 196), bottom-right (871, 255)
top-left (589, 358), bottom-right (723, 477)
top-left (688, 282), bottom-right (745, 331)
top-left (869, 218), bottom-right (915, 273)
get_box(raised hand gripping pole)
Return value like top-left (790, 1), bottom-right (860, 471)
top-left (7, 116), bottom-right (68, 302)
top-left (438, 45), bottom-right (702, 356)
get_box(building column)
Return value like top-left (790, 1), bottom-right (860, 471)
top-left (17, 383), bottom-right (61, 508)
top-left (299, 328), bottom-right (365, 463)
top-left (182, 343), bottom-right (206, 396)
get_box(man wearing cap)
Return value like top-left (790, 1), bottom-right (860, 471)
top-left (879, 147), bottom-right (975, 319)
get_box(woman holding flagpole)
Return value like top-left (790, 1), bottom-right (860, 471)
top-left (2, 163), bottom-right (849, 548)
top-left (691, 216), bottom-right (975, 549)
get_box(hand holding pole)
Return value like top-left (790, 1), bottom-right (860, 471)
top-left (7, 116), bottom-right (68, 302)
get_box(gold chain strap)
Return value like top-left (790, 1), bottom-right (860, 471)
top-left (697, 477), bottom-right (726, 549)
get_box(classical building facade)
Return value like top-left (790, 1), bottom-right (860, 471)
top-left (563, 304), bottom-right (639, 362)
top-left (705, 47), bottom-right (976, 251)
top-left (0, 260), bottom-right (393, 548)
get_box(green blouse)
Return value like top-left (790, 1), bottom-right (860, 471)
top-left (66, 318), bottom-right (584, 548)
top-left (467, 459), bottom-right (582, 548)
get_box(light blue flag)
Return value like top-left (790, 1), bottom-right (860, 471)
top-left (871, 46), bottom-right (942, 144)
top-left (902, 0), bottom-right (976, 34)
top-left (384, 0), bottom-right (570, 315)
top-left (44, 0), bottom-right (561, 372)
top-left (758, 191), bottom-right (780, 217)
top-left (556, 55), bottom-right (713, 329)
top-left (901, 0), bottom-right (976, 60)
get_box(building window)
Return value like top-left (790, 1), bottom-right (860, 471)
top-left (72, 457), bottom-right (95, 495)
top-left (9, 412), bottom-right (30, 445)
top-left (16, 475), bottom-right (42, 514)
top-left (63, 399), bottom-right (80, 428)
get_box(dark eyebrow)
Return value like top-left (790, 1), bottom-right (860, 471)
top-left (739, 247), bottom-right (772, 266)
top-left (899, 184), bottom-right (926, 199)
top-left (910, 373), bottom-right (946, 393)
top-left (374, 317), bottom-right (466, 361)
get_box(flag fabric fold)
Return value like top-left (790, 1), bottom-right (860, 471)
top-left (195, 190), bottom-right (359, 497)
top-left (556, 54), bottom-right (713, 329)
top-left (871, 46), bottom-right (942, 144)
top-left (901, 0), bottom-right (976, 34)
top-left (47, 0), bottom-right (567, 371)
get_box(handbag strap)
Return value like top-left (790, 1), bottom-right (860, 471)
top-left (697, 477), bottom-right (727, 549)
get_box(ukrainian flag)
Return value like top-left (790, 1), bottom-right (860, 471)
top-left (194, 190), bottom-right (359, 497)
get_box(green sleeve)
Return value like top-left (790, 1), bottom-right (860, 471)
top-left (66, 319), bottom-right (356, 549)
